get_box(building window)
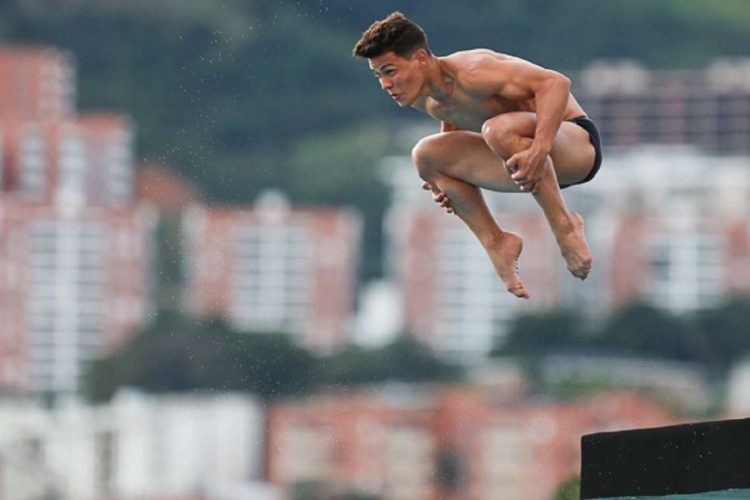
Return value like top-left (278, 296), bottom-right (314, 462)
top-left (58, 133), bottom-right (86, 201)
top-left (26, 220), bottom-right (105, 393)
top-left (106, 140), bottom-right (133, 204)
top-left (231, 225), bottom-right (312, 334)
top-left (19, 125), bottom-right (46, 198)
top-left (645, 231), bottom-right (725, 312)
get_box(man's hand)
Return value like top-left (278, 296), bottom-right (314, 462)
top-left (422, 181), bottom-right (454, 214)
top-left (506, 146), bottom-right (548, 194)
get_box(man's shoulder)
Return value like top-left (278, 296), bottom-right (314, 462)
top-left (446, 49), bottom-right (518, 76)
top-left (445, 48), bottom-right (509, 63)
top-left (445, 50), bottom-right (518, 93)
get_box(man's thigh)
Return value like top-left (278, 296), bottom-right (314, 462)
top-left (414, 131), bottom-right (520, 192)
top-left (550, 121), bottom-right (597, 185)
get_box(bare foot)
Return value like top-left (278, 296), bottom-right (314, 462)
top-left (486, 232), bottom-right (530, 299)
top-left (556, 212), bottom-right (592, 280)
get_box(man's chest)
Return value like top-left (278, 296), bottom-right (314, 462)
top-left (422, 93), bottom-right (514, 131)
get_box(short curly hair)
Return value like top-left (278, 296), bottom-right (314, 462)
top-left (352, 11), bottom-right (430, 59)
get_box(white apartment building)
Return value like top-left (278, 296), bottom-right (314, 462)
top-left (574, 59), bottom-right (750, 153)
top-left (183, 191), bottom-right (362, 353)
top-left (0, 391), bottom-right (274, 500)
top-left (566, 145), bottom-right (750, 313)
top-left (0, 202), bottom-right (155, 394)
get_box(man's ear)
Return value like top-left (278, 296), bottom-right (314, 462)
top-left (413, 48), bottom-right (429, 65)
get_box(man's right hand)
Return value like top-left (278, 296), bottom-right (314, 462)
top-left (422, 181), bottom-right (454, 214)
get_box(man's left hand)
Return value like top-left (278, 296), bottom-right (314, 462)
top-left (506, 147), bottom-right (548, 194)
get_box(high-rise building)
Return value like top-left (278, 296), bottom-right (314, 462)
top-left (559, 59), bottom-right (750, 311)
top-left (0, 47), bottom-right (155, 396)
top-left (1, 114), bottom-right (134, 205)
top-left (608, 214), bottom-right (750, 311)
top-left (566, 146), bottom-right (750, 313)
top-left (0, 46), bottom-right (74, 122)
top-left (0, 203), bottom-right (155, 394)
top-left (182, 191), bottom-right (362, 353)
top-left (574, 59), bottom-right (750, 153)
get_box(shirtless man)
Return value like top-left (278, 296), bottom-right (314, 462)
top-left (353, 12), bottom-right (602, 298)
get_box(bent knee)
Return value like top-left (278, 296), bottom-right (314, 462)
top-left (411, 134), bottom-right (449, 179)
top-left (481, 115), bottom-right (532, 157)
top-left (481, 114), bottom-right (517, 137)
top-left (411, 134), bottom-right (445, 163)
top-left (481, 116), bottom-right (514, 147)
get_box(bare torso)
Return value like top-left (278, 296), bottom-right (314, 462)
top-left (412, 49), bottom-right (586, 132)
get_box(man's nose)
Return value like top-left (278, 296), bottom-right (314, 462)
top-left (380, 77), bottom-right (393, 90)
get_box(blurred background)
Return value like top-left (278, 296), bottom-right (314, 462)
top-left (1, 1), bottom-right (750, 499)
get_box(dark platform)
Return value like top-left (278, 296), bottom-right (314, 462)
top-left (580, 418), bottom-right (750, 499)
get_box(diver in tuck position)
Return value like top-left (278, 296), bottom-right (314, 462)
top-left (353, 12), bottom-right (603, 298)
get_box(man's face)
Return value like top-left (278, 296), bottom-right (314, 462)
top-left (368, 50), bottom-right (425, 108)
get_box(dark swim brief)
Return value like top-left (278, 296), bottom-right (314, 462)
top-left (559, 116), bottom-right (603, 189)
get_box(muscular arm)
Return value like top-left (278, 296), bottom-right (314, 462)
top-left (521, 69), bottom-right (570, 154)
top-left (470, 57), bottom-right (571, 154)
top-left (466, 56), bottom-right (572, 190)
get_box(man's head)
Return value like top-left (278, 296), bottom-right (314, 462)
top-left (352, 11), bottom-right (429, 60)
top-left (353, 12), bottom-right (432, 108)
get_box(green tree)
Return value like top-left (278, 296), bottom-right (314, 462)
top-left (590, 303), bottom-right (691, 360)
top-left (153, 213), bottom-right (185, 311)
top-left (552, 476), bottom-right (580, 500)
top-left (436, 447), bottom-right (465, 492)
top-left (317, 335), bottom-right (464, 386)
top-left (491, 308), bottom-right (584, 357)
top-left (84, 312), bottom-right (316, 402)
top-left (692, 298), bottom-right (750, 370)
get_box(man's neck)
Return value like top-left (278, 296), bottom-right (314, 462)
top-left (423, 56), bottom-right (455, 101)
